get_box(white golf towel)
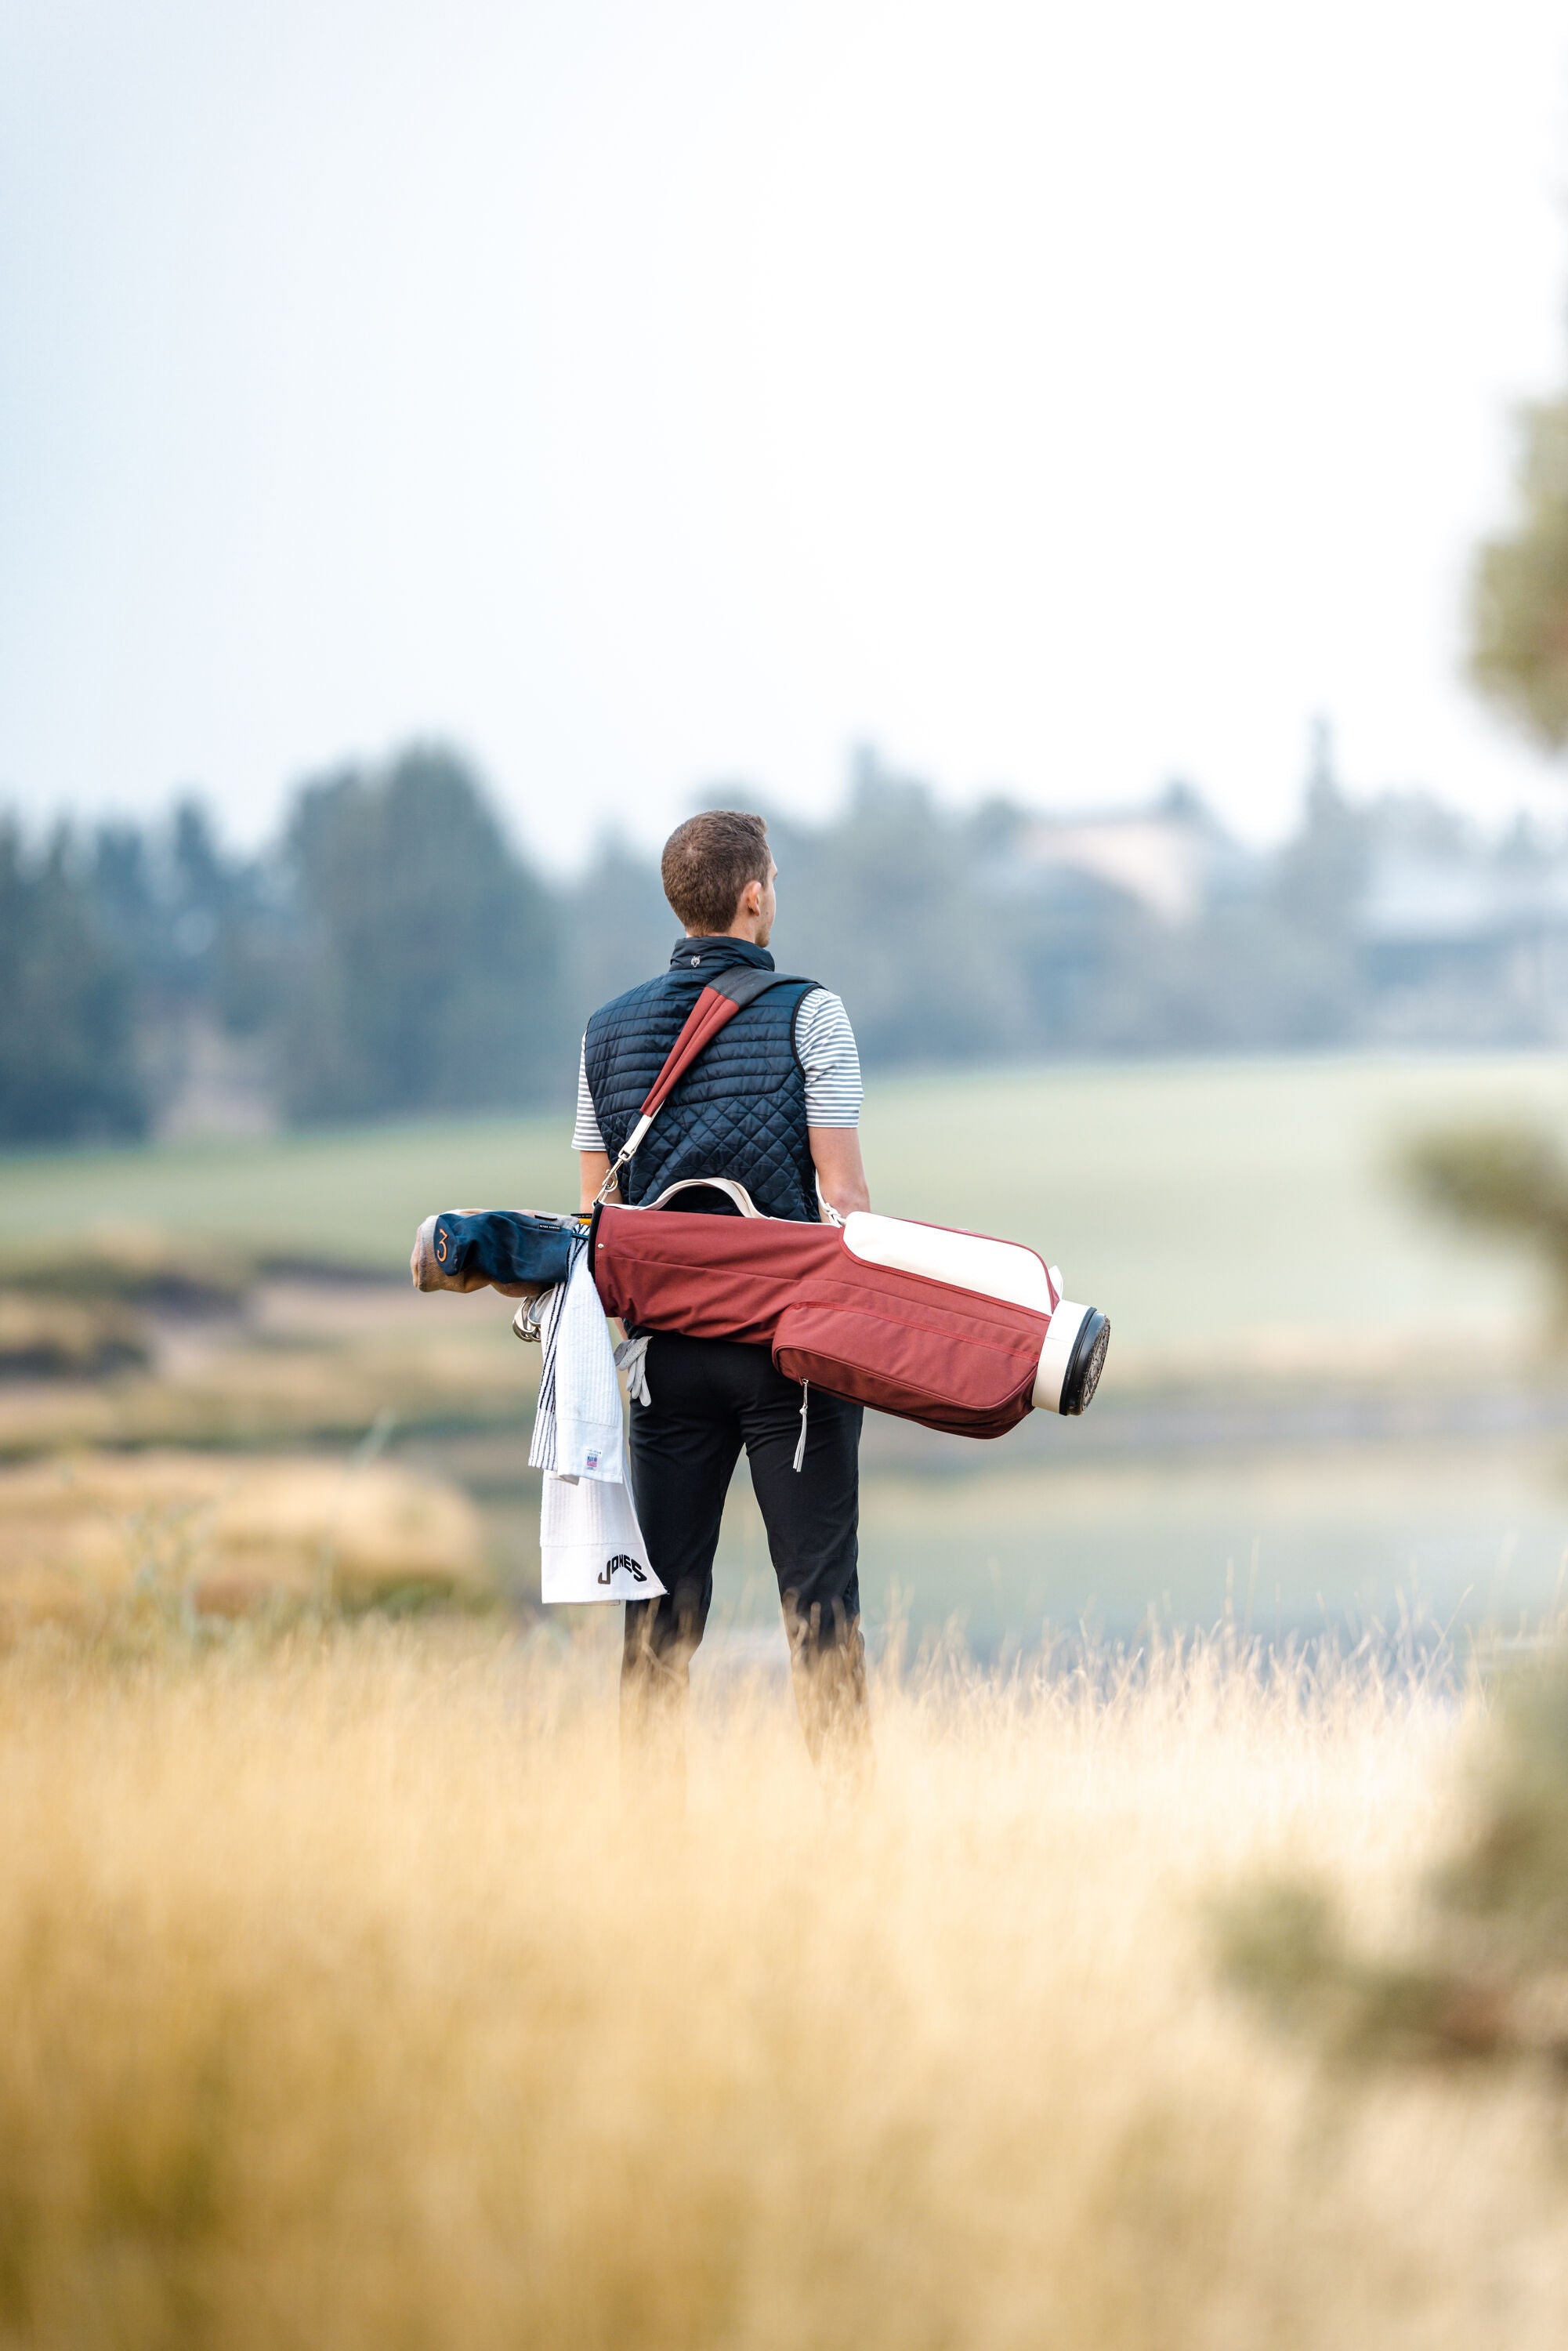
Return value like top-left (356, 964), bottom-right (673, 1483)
top-left (529, 1242), bottom-right (664, 1604)
top-left (539, 1469), bottom-right (661, 1604)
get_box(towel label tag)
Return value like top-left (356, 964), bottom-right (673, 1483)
top-left (539, 1473), bottom-right (665, 1604)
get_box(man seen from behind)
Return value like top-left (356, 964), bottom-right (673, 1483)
top-left (574, 810), bottom-right (872, 1791)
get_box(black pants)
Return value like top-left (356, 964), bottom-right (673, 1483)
top-left (623, 1331), bottom-right (864, 1697)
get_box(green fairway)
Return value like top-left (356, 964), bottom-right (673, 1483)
top-left (2, 1052), bottom-right (1562, 1356)
top-left (863, 1050), bottom-right (1564, 1357)
top-left (0, 1118), bottom-right (578, 1277)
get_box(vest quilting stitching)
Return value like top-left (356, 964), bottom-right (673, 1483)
top-left (585, 943), bottom-right (820, 1223)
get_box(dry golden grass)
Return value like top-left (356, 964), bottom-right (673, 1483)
top-left (0, 1451), bottom-right (491, 1631)
top-left (0, 1622), bottom-right (1564, 2349)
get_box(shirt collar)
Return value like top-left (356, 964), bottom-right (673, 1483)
top-left (668, 936), bottom-right (775, 974)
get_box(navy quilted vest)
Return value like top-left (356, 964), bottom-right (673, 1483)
top-left (584, 938), bottom-right (820, 1222)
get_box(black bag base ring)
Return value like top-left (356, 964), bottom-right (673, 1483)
top-left (1059, 1310), bottom-right (1110, 1416)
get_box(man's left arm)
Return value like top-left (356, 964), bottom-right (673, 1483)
top-left (809, 1126), bottom-right (870, 1219)
top-left (800, 988), bottom-right (870, 1219)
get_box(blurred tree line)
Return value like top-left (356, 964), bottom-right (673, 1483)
top-left (0, 734), bottom-right (1485, 1147)
top-left (8, 328), bottom-right (1566, 1157)
top-left (0, 748), bottom-right (572, 1144)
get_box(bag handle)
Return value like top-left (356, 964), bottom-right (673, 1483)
top-left (647, 1176), bottom-right (762, 1215)
top-left (594, 966), bottom-right (813, 1204)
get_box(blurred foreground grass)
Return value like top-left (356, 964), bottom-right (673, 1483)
top-left (2, 1622), bottom-right (1566, 2349)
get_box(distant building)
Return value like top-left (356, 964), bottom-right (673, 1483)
top-left (1358, 846), bottom-right (1568, 1042)
top-left (994, 783), bottom-right (1255, 927)
top-left (967, 735), bottom-right (1568, 1052)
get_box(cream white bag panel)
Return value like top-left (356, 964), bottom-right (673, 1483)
top-left (842, 1212), bottom-right (1058, 1313)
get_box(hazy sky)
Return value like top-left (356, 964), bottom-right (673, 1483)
top-left (3, 0), bottom-right (1567, 869)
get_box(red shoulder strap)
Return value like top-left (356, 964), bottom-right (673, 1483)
top-left (595, 966), bottom-right (813, 1200)
top-left (641, 965), bottom-right (815, 1117)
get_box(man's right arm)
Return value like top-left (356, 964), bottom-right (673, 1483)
top-left (573, 1036), bottom-right (617, 1209)
top-left (579, 1150), bottom-right (617, 1211)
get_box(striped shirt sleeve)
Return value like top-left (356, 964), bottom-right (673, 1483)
top-left (570, 989), bottom-right (864, 1154)
top-left (571, 1039), bottom-right (605, 1154)
top-left (796, 988), bottom-right (863, 1126)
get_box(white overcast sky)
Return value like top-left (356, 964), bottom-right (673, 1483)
top-left (2, 0), bottom-right (1567, 870)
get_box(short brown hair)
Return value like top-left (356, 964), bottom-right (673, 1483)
top-left (660, 810), bottom-right (770, 934)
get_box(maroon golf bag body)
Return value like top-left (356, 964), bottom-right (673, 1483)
top-left (590, 1203), bottom-right (1082, 1437)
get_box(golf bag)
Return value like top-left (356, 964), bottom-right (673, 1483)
top-left (589, 1200), bottom-right (1106, 1434)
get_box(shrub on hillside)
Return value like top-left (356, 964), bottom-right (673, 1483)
top-left (1218, 1640), bottom-right (1568, 2066)
top-left (1402, 1121), bottom-right (1568, 1338)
